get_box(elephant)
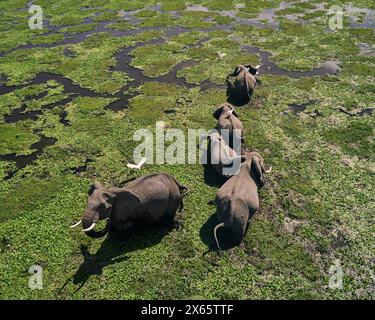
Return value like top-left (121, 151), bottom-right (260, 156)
top-left (70, 174), bottom-right (190, 238)
top-left (213, 103), bottom-right (243, 148)
top-left (226, 64), bottom-right (259, 106)
top-left (213, 151), bottom-right (271, 249)
top-left (207, 132), bottom-right (244, 178)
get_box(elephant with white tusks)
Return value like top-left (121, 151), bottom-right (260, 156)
top-left (226, 64), bottom-right (260, 106)
top-left (70, 174), bottom-right (190, 238)
top-left (213, 151), bottom-right (271, 250)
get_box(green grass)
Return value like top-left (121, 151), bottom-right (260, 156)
top-left (0, 0), bottom-right (374, 300)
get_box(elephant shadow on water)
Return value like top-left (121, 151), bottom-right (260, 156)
top-left (200, 213), bottom-right (242, 253)
top-left (59, 226), bottom-right (172, 295)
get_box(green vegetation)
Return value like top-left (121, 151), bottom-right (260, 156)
top-left (0, 121), bottom-right (39, 155)
top-left (0, 0), bottom-right (374, 300)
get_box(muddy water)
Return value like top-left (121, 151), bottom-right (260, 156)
top-left (0, 0), bottom-right (299, 59)
top-left (59, 110), bottom-right (70, 126)
top-left (106, 35), bottom-right (214, 110)
top-left (0, 29), bottom-right (219, 174)
top-left (0, 72), bottom-right (103, 97)
top-left (106, 38), bottom-right (197, 111)
top-left (111, 38), bottom-right (166, 87)
top-left (247, 1), bottom-right (295, 28)
top-left (0, 19), bottom-right (161, 58)
top-left (164, 109), bottom-right (176, 115)
top-left (0, 73), bottom-right (99, 176)
top-left (0, 21), bottom-right (341, 118)
top-left (0, 3), bottom-right (353, 176)
top-left (0, 135), bottom-right (57, 180)
top-left (186, 1), bottom-right (294, 29)
top-left (5, 97), bottom-right (73, 123)
top-left (287, 100), bottom-right (317, 114)
top-left (1, 96), bottom-right (72, 178)
top-left (4, 105), bottom-right (42, 123)
top-left (339, 107), bottom-right (374, 117)
top-left (346, 5), bottom-right (375, 29)
top-left (185, 5), bottom-right (209, 12)
top-left (358, 42), bottom-right (375, 57)
top-left (63, 47), bottom-right (75, 57)
top-left (282, 100), bottom-right (324, 118)
top-left (241, 45), bottom-right (340, 77)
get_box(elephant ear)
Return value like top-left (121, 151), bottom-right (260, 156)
top-left (250, 157), bottom-right (264, 188)
top-left (231, 65), bottom-right (242, 76)
top-left (213, 105), bottom-right (224, 119)
top-left (245, 65), bottom-right (258, 75)
top-left (88, 181), bottom-right (102, 196)
top-left (102, 191), bottom-right (115, 205)
top-left (121, 189), bottom-right (141, 212)
top-left (230, 105), bottom-right (239, 118)
top-left (245, 73), bottom-right (256, 95)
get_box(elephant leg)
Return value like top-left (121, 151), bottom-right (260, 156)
top-left (161, 198), bottom-right (182, 230)
top-left (244, 220), bottom-right (250, 235)
top-left (112, 219), bottom-right (134, 232)
top-left (177, 198), bottom-right (184, 213)
top-left (108, 220), bottom-right (136, 241)
top-left (207, 199), bottom-right (215, 205)
top-left (159, 214), bottom-right (182, 230)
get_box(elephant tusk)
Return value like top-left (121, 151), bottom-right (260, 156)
top-left (82, 223), bottom-right (96, 232)
top-left (264, 166), bottom-right (272, 173)
top-left (70, 220), bottom-right (82, 228)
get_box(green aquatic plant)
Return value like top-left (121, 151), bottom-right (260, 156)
top-left (0, 121), bottom-right (39, 156)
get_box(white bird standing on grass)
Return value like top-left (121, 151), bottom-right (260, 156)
top-left (127, 157), bottom-right (147, 170)
top-left (217, 51), bottom-right (226, 59)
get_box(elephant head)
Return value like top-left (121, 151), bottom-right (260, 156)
top-left (208, 132), bottom-right (238, 162)
top-left (231, 64), bottom-right (259, 77)
top-left (244, 151), bottom-right (272, 188)
top-left (213, 103), bottom-right (238, 119)
top-left (244, 64), bottom-right (260, 76)
top-left (227, 65), bottom-right (259, 106)
top-left (70, 182), bottom-right (115, 238)
top-left (231, 65), bottom-right (245, 77)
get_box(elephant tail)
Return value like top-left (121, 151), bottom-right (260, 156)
top-left (214, 222), bottom-right (225, 250)
top-left (177, 184), bottom-right (190, 213)
top-left (178, 184), bottom-right (190, 198)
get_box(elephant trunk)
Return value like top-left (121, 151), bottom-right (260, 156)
top-left (82, 211), bottom-right (109, 238)
top-left (260, 158), bottom-right (272, 173)
top-left (263, 164), bottom-right (272, 173)
top-left (249, 151), bottom-right (271, 173)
